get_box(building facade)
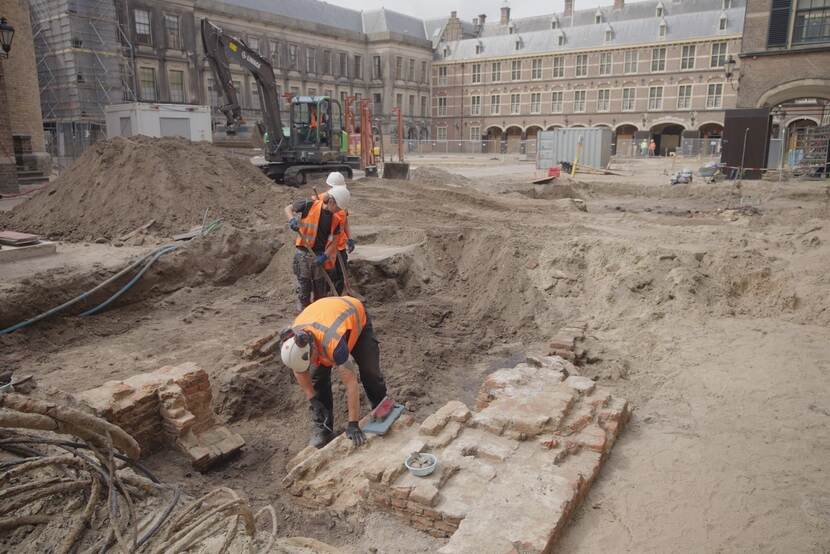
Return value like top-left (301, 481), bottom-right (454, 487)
top-left (113, 0), bottom-right (434, 141)
top-left (431, 0), bottom-right (745, 155)
top-left (0, 0), bottom-right (50, 193)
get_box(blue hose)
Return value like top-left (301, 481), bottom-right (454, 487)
top-left (80, 245), bottom-right (178, 316)
top-left (0, 244), bottom-right (179, 335)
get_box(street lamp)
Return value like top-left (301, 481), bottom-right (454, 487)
top-left (0, 17), bottom-right (15, 58)
top-left (724, 55), bottom-right (738, 85)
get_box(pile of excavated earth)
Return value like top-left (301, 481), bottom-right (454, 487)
top-left (2, 139), bottom-right (829, 553)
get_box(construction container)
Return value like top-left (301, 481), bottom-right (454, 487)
top-left (537, 128), bottom-right (613, 170)
top-left (105, 103), bottom-right (213, 143)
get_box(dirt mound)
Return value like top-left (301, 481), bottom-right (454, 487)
top-left (409, 166), bottom-right (474, 186)
top-left (0, 136), bottom-right (286, 241)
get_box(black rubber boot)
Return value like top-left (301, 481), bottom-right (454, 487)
top-left (308, 403), bottom-right (334, 449)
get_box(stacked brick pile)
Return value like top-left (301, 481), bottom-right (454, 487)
top-left (76, 362), bottom-right (244, 470)
top-left (548, 321), bottom-right (588, 363)
top-left (282, 353), bottom-right (630, 553)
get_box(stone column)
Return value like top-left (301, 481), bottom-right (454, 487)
top-left (0, 59), bottom-right (19, 194)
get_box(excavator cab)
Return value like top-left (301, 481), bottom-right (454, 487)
top-left (290, 96), bottom-right (345, 153)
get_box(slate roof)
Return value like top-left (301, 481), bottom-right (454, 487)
top-left (207, 0), bottom-right (429, 40)
top-left (439, 0), bottom-right (745, 61)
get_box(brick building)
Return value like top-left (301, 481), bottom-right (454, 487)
top-left (0, 0), bottom-right (50, 194)
top-left (735, 0), bottom-right (829, 162)
top-left (87, 0), bottom-right (433, 143)
top-left (431, 0), bottom-right (744, 155)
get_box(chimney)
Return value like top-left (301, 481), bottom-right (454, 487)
top-left (479, 13), bottom-right (487, 25)
top-left (500, 5), bottom-right (511, 25)
top-left (564, 0), bottom-right (574, 16)
top-left (450, 10), bottom-right (457, 18)
top-left (614, 0), bottom-right (624, 8)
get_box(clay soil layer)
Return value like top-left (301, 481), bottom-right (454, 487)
top-left (1, 152), bottom-right (829, 552)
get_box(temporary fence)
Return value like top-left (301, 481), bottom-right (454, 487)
top-left (402, 139), bottom-right (538, 157)
top-left (614, 138), bottom-right (722, 159)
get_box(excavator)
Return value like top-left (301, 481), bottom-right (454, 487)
top-left (201, 19), bottom-right (354, 186)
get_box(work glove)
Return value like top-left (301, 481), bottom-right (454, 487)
top-left (347, 239), bottom-right (356, 253)
top-left (314, 254), bottom-right (328, 266)
top-left (288, 216), bottom-right (300, 232)
top-left (345, 421), bottom-right (366, 446)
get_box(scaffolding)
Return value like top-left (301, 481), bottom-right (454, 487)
top-left (29, 0), bottom-right (134, 169)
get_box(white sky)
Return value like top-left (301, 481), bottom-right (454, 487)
top-left (328, 0), bottom-right (607, 20)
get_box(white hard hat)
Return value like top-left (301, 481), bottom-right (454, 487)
top-left (326, 172), bottom-right (346, 188)
top-left (328, 185), bottom-right (351, 210)
top-left (281, 337), bottom-right (311, 372)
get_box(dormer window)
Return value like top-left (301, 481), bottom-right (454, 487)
top-left (659, 20), bottom-right (667, 37)
top-left (722, 0), bottom-right (731, 8)
top-left (558, 33), bottom-right (566, 46)
top-left (656, 2), bottom-right (664, 17)
top-left (719, 13), bottom-right (727, 30)
top-left (515, 39), bottom-right (522, 50)
top-left (508, 23), bottom-right (516, 34)
top-left (551, 17), bottom-right (559, 30)
top-left (443, 47), bottom-right (450, 58)
top-left (475, 43), bottom-right (484, 54)
top-left (605, 28), bottom-right (614, 41)
top-left (595, 10), bottom-right (603, 24)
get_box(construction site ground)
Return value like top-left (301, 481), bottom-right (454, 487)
top-left (2, 151), bottom-right (829, 552)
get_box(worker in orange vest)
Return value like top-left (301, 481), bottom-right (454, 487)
top-left (324, 172), bottom-right (356, 294)
top-left (284, 186), bottom-right (351, 309)
top-left (280, 296), bottom-right (387, 448)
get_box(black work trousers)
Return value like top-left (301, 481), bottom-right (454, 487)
top-left (330, 250), bottom-right (348, 295)
top-left (293, 249), bottom-right (330, 310)
top-left (310, 315), bottom-right (387, 423)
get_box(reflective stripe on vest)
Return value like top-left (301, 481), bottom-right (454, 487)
top-left (295, 200), bottom-right (338, 261)
top-left (292, 297), bottom-right (366, 366)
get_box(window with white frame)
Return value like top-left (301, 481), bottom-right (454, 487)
top-left (658, 20), bottom-right (668, 38)
top-left (373, 55), bottom-right (382, 79)
top-left (515, 39), bottom-right (523, 51)
top-left (575, 54), bottom-right (588, 77)
top-left (706, 83), bottom-right (723, 108)
top-left (164, 15), bottom-right (180, 49)
top-left (558, 34), bottom-right (566, 46)
top-left (395, 93), bottom-right (402, 109)
top-left (677, 84), bottom-right (692, 109)
top-left (597, 89), bottom-right (610, 111)
top-left (624, 50), bottom-right (638, 73)
top-left (531, 59), bottom-right (543, 80)
top-left (595, 11), bottom-right (602, 24)
top-left (491, 94), bottom-right (500, 114)
top-left (648, 86), bottom-right (663, 110)
top-left (437, 96), bottom-right (448, 116)
top-left (438, 66), bottom-right (448, 85)
top-left (354, 55), bottom-right (363, 79)
top-left (471, 95), bottom-right (481, 115)
top-left (251, 83), bottom-right (261, 109)
top-left (551, 90), bottom-right (563, 112)
top-left (288, 44), bottom-right (298, 68)
top-left (599, 52), bottom-right (612, 75)
top-left (233, 80), bottom-right (243, 106)
top-left (605, 29), bottom-right (614, 42)
top-left (139, 67), bottom-right (157, 100)
top-left (530, 92), bottom-right (541, 113)
top-left (271, 41), bottom-right (280, 68)
top-left (510, 93), bottom-right (521, 114)
top-left (552, 18), bottom-right (559, 29)
top-left (470, 126), bottom-right (480, 140)
top-left (339, 52), bottom-right (348, 77)
top-left (408, 94), bottom-right (415, 115)
top-left (307, 48), bottom-right (316, 73)
top-left (491, 62), bottom-right (501, 82)
top-left (248, 37), bottom-right (259, 53)
top-left (651, 47), bottom-right (667, 71)
top-left (409, 58), bottom-right (415, 81)
top-left (421, 61), bottom-right (428, 83)
top-left (710, 42), bottom-right (728, 67)
top-left (656, 3), bottom-right (664, 16)
top-left (511, 60), bottom-right (521, 80)
top-left (719, 14), bottom-right (727, 30)
top-left (206, 77), bottom-right (219, 106)
top-left (476, 43), bottom-right (484, 54)
top-left (168, 69), bottom-right (185, 102)
top-left (472, 63), bottom-right (482, 83)
top-left (437, 127), bottom-right (447, 140)
top-left (421, 96), bottom-right (427, 116)
top-left (552, 56), bottom-right (564, 78)
top-left (794, 0), bottom-right (830, 44)
top-left (134, 9), bottom-right (152, 45)
top-left (395, 56), bottom-right (403, 79)
top-left (681, 45), bottom-right (696, 69)
top-left (622, 87), bottom-right (636, 111)
top-left (573, 90), bottom-right (587, 112)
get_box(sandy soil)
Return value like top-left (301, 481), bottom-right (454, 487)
top-left (2, 153), bottom-right (829, 552)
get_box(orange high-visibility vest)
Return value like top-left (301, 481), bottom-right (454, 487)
top-left (335, 209), bottom-right (349, 251)
top-left (292, 296), bottom-right (366, 366)
top-left (310, 110), bottom-right (318, 129)
top-left (295, 199), bottom-right (338, 269)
